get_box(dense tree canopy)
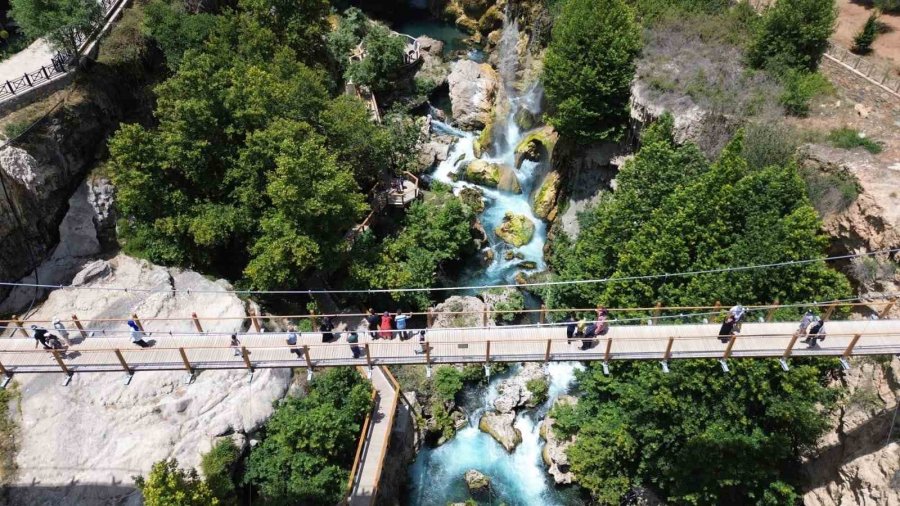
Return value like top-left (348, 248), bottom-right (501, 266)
top-left (346, 24), bottom-right (407, 93)
top-left (136, 459), bottom-right (219, 506)
top-left (543, 0), bottom-right (642, 143)
top-left (109, 6), bottom-right (409, 288)
top-left (10, 0), bottom-right (102, 54)
top-left (142, 0), bottom-right (217, 70)
top-left (244, 368), bottom-right (371, 505)
top-left (748, 0), bottom-right (837, 73)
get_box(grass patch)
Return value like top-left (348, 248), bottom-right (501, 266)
top-left (799, 166), bottom-right (861, 216)
top-left (828, 127), bottom-right (883, 154)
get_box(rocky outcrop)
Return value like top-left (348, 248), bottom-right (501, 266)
top-left (448, 60), bottom-right (499, 129)
top-left (532, 170), bottom-right (560, 221)
top-left (432, 295), bottom-right (489, 328)
top-left (417, 132), bottom-right (457, 171)
top-left (415, 35), bottom-right (450, 94)
top-left (459, 185), bottom-right (486, 213)
top-left (514, 125), bottom-right (558, 169)
top-left (478, 411), bottom-right (521, 452)
top-left (557, 142), bottom-right (620, 239)
top-left (463, 159), bottom-right (520, 193)
top-left (0, 178), bottom-right (116, 314)
top-left (541, 395), bottom-right (577, 484)
top-left (464, 469), bottom-right (491, 496)
top-left (802, 356), bottom-right (900, 506)
top-left (494, 212), bottom-right (534, 247)
top-left (7, 254), bottom-right (292, 506)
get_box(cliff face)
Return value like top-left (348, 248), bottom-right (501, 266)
top-left (0, 72), bottom-right (144, 306)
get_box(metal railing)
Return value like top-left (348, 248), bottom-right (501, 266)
top-left (824, 42), bottom-right (900, 99)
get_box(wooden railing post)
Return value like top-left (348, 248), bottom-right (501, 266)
top-left (71, 314), bottom-right (87, 339)
top-left (423, 341), bottom-right (431, 366)
top-left (544, 339), bottom-right (552, 362)
top-left (822, 303), bottom-right (837, 322)
top-left (651, 301), bottom-right (662, 325)
top-left (178, 347), bottom-right (193, 374)
top-left (723, 335), bottom-right (737, 359)
top-left (302, 345), bottom-right (314, 370)
top-left (878, 299), bottom-right (896, 319)
top-left (539, 305), bottom-right (546, 325)
top-left (485, 340), bottom-right (491, 363)
top-left (51, 350), bottom-right (70, 376)
top-left (191, 312), bottom-right (203, 333)
top-left (11, 315), bottom-right (25, 337)
top-left (843, 334), bottom-right (862, 360)
top-left (241, 346), bottom-right (253, 370)
top-left (249, 310), bottom-right (261, 332)
top-left (782, 331), bottom-right (800, 359)
top-left (483, 305), bottom-right (489, 327)
top-left (365, 343), bottom-right (373, 369)
top-left (765, 300), bottom-right (780, 322)
top-left (663, 337), bottom-right (675, 361)
top-left (130, 314), bottom-right (144, 332)
top-left (604, 338), bottom-right (612, 362)
top-left (427, 308), bottom-right (434, 328)
top-left (114, 349), bottom-right (132, 375)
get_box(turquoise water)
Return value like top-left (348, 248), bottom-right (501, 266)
top-left (394, 19), bottom-right (470, 53)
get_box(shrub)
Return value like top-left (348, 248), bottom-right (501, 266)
top-left (526, 378), bottom-right (549, 406)
top-left (433, 366), bottom-right (464, 402)
top-left (828, 127), bottom-right (883, 154)
top-left (3, 120), bottom-right (31, 140)
top-left (142, 0), bottom-right (217, 70)
top-left (741, 122), bottom-right (800, 170)
top-left (779, 70), bottom-right (831, 117)
top-left (346, 24), bottom-right (406, 93)
top-left (97, 0), bottom-right (149, 76)
top-left (200, 439), bottom-right (239, 504)
top-left (748, 0), bottom-right (837, 73)
top-left (799, 166), bottom-right (860, 216)
top-left (543, 0), bottom-right (642, 143)
top-left (853, 13), bottom-right (880, 54)
top-left (135, 459), bottom-right (219, 506)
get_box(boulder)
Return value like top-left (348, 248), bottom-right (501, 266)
top-left (464, 469), bottom-right (491, 496)
top-left (417, 133), bottom-right (457, 171)
top-left (448, 60), bottom-right (499, 129)
top-left (532, 170), bottom-right (561, 221)
top-left (473, 117), bottom-right (495, 158)
top-left (493, 363), bottom-right (547, 413)
top-left (415, 35), bottom-right (451, 93)
top-left (517, 261), bottom-right (537, 270)
top-left (478, 5), bottom-right (503, 34)
top-left (6, 255), bottom-right (292, 506)
top-left (481, 248), bottom-right (495, 266)
top-left (495, 212), bottom-right (534, 247)
top-left (464, 160), bottom-right (520, 193)
top-left (541, 395), bottom-right (578, 485)
top-left (503, 250), bottom-right (524, 261)
top-left (479, 411), bottom-right (522, 452)
top-left (416, 35), bottom-right (444, 56)
top-left (433, 295), bottom-right (489, 328)
top-left (459, 186), bottom-right (486, 213)
top-left (514, 126), bottom-right (559, 168)
top-left (514, 107), bottom-right (540, 131)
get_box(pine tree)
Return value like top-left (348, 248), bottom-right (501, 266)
top-left (853, 12), bottom-right (880, 54)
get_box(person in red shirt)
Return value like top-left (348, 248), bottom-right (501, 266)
top-left (379, 311), bottom-right (394, 339)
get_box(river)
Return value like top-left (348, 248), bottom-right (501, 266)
top-left (405, 13), bottom-right (584, 506)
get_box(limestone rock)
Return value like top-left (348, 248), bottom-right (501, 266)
top-left (464, 469), bottom-right (491, 496)
top-left (415, 35), bottom-right (450, 94)
top-left (541, 395), bottom-right (578, 484)
top-left (479, 411), bottom-right (522, 452)
top-left (459, 186), bottom-right (485, 213)
top-left (514, 126), bottom-right (558, 168)
top-left (0, 146), bottom-right (46, 192)
top-left (514, 107), bottom-right (540, 131)
top-left (7, 254), bottom-right (292, 506)
top-left (493, 363), bottom-right (547, 413)
top-left (417, 133), bottom-right (456, 171)
top-left (473, 117), bottom-right (495, 158)
top-left (464, 160), bottom-right (520, 193)
top-left (433, 295), bottom-right (488, 328)
top-left (87, 176), bottom-right (117, 249)
top-left (448, 60), bottom-right (499, 129)
top-left (416, 35), bottom-right (444, 56)
top-left (532, 170), bottom-right (561, 221)
top-left (495, 212), bottom-right (534, 247)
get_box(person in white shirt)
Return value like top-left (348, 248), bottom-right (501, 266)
top-left (52, 317), bottom-right (71, 346)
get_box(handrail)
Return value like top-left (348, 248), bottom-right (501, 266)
top-left (365, 367), bottom-right (398, 504)
top-left (345, 380), bottom-right (377, 504)
top-left (3, 297), bottom-right (891, 326)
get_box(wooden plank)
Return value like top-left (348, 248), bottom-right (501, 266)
top-left (723, 335), bottom-right (737, 359)
top-left (604, 338), bottom-right (612, 362)
top-left (114, 349), bottom-right (131, 374)
top-left (843, 334), bottom-right (862, 359)
top-left (663, 337), bottom-right (675, 360)
top-left (249, 310), bottom-right (261, 332)
top-left (52, 350), bottom-right (69, 375)
top-left (191, 312), bottom-right (203, 333)
top-left (302, 345), bottom-right (313, 369)
top-left (822, 303), bottom-right (836, 322)
top-left (879, 300), bottom-right (896, 319)
top-left (241, 346), bottom-right (252, 369)
top-left (71, 314), bottom-right (88, 339)
top-left (544, 339), bottom-right (551, 362)
top-left (782, 331), bottom-right (800, 359)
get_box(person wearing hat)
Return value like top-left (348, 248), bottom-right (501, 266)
top-left (52, 317), bottom-right (72, 347)
top-left (127, 320), bottom-right (150, 348)
top-left (798, 309), bottom-right (815, 336)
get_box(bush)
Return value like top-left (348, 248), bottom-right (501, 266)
top-left (543, 0), bottom-right (642, 143)
top-left (200, 439), bottom-right (239, 504)
top-left (748, 0), bottom-right (837, 73)
top-left (3, 120), bottom-right (31, 140)
top-left (779, 70), bottom-right (831, 117)
top-left (433, 366), bottom-right (464, 402)
top-left (97, 1), bottom-right (149, 76)
top-left (136, 459), bottom-right (219, 506)
top-left (549, 401), bottom-right (580, 439)
top-left (142, 0), bottom-right (217, 70)
top-left (799, 166), bottom-right (860, 216)
top-left (853, 13), bottom-right (880, 54)
top-left (346, 24), bottom-right (406, 93)
top-left (526, 378), bottom-right (549, 406)
top-left (741, 122), bottom-right (800, 170)
top-left (828, 127), bottom-right (883, 154)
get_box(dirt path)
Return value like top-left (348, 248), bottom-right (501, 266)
top-left (833, 0), bottom-right (900, 71)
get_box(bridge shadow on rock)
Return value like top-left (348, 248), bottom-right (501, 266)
top-left (0, 482), bottom-right (140, 506)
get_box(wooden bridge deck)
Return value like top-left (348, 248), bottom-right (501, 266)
top-left (346, 366), bottom-right (397, 506)
top-left (2, 319), bottom-right (899, 375)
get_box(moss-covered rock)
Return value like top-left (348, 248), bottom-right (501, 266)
top-left (514, 107), bottom-right (540, 131)
top-left (473, 117), bottom-right (494, 158)
top-left (478, 5), bottom-right (504, 34)
top-left (455, 14), bottom-right (479, 35)
top-left (464, 160), bottom-right (520, 193)
top-left (517, 260), bottom-right (537, 270)
top-left (495, 212), bottom-right (535, 247)
top-left (532, 170), bottom-right (561, 221)
top-left (514, 125), bottom-right (559, 168)
top-left (459, 186), bottom-right (486, 213)
top-left (460, 0), bottom-right (492, 18)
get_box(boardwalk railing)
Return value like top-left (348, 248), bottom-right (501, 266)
top-left (0, 0), bottom-right (128, 104)
top-left (824, 42), bottom-right (900, 99)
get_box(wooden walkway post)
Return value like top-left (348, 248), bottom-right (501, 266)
top-left (782, 331), bottom-right (801, 359)
top-left (539, 305), bottom-right (547, 325)
top-left (722, 335), bottom-right (737, 359)
top-left (365, 343), bottom-right (373, 369)
top-left (485, 340), bottom-right (491, 363)
top-left (843, 334), bottom-right (862, 360)
top-left (309, 308), bottom-right (318, 333)
top-left (822, 303), bottom-right (837, 322)
top-left (663, 337), bottom-right (675, 361)
top-left (302, 345), bottom-right (313, 370)
top-left (249, 310), bottom-right (261, 332)
top-left (51, 350), bottom-right (70, 376)
top-left (879, 299), bottom-right (896, 319)
top-left (427, 308), bottom-right (434, 328)
top-left (71, 314), bottom-right (88, 339)
top-left (604, 339), bottom-right (613, 362)
top-left (178, 347), bottom-right (193, 374)
top-left (483, 305), bottom-right (489, 327)
top-left (765, 300), bottom-right (780, 322)
top-left (11, 315), bottom-right (25, 337)
top-left (544, 339), bottom-right (552, 362)
top-left (114, 349), bottom-right (131, 375)
top-left (130, 314), bottom-right (144, 332)
top-left (241, 346), bottom-right (253, 370)
top-left (191, 312), bottom-right (203, 333)
top-left (651, 301), bottom-right (662, 325)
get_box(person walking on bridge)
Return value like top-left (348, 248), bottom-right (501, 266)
top-left (128, 320), bottom-right (151, 348)
top-left (718, 314), bottom-right (736, 343)
top-left (798, 310), bottom-right (815, 336)
top-left (565, 314), bottom-right (577, 344)
top-left (379, 311), bottom-right (393, 340)
top-left (347, 331), bottom-right (362, 359)
top-left (596, 307), bottom-right (610, 335)
top-left (366, 309), bottom-right (380, 339)
top-left (803, 317), bottom-right (825, 347)
top-left (320, 315), bottom-right (335, 343)
top-left (287, 326), bottom-right (302, 358)
top-left (729, 304), bottom-right (746, 330)
top-left (52, 318), bottom-right (71, 347)
top-left (31, 325), bottom-right (51, 349)
top-left (230, 334), bottom-right (241, 357)
top-left (395, 309), bottom-right (410, 340)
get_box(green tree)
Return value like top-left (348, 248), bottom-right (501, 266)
top-left (326, 7), bottom-right (368, 77)
top-left (200, 439), bottom-right (240, 505)
top-left (319, 95), bottom-right (393, 187)
top-left (142, 0), bottom-right (217, 70)
top-left (852, 12), bottom-right (879, 54)
top-left (244, 368), bottom-right (372, 505)
top-left (346, 24), bottom-right (407, 93)
top-left (433, 366), bottom-right (464, 402)
top-left (238, 0), bottom-right (330, 65)
top-left (543, 0), bottom-right (641, 143)
top-left (136, 459), bottom-right (219, 506)
top-left (748, 0), bottom-right (837, 73)
top-left (10, 0), bottom-right (103, 55)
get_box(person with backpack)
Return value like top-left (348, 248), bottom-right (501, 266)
top-left (581, 323), bottom-right (597, 350)
top-left (320, 315), bottom-right (335, 343)
top-left (379, 311), bottom-right (393, 340)
top-left (52, 317), bottom-right (72, 347)
top-left (565, 314), bottom-right (577, 344)
top-left (31, 325), bottom-right (50, 349)
top-left (230, 334), bottom-right (241, 357)
top-left (286, 326), bottom-right (302, 358)
top-left (365, 309), bottom-right (380, 339)
top-left (803, 317), bottom-right (825, 347)
top-left (128, 320), bottom-right (151, 348)
top-left (798, 310), bottom-right (815, 336)
top-left (347, 331), bottom-right (362, 359)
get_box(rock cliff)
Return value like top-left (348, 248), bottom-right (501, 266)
top-left (5, 255), bottom-right (291, 506)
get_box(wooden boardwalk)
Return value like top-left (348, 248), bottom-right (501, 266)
top-left (346, 366), bottom-right (398, 506)
top-left (2, 319), bottom-right (900, 376)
